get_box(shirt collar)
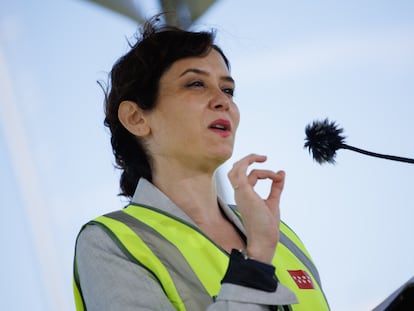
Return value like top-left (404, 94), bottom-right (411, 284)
top-left (131, 178), bottom-right (245, 234)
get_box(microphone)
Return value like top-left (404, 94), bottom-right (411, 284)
top-left (304, 118), bottom-right (414, 164)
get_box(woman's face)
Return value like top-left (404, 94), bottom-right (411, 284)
top-left (144, 48), bottom-right (240, 172)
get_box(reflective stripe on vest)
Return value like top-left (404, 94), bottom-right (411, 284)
top-left (228, 205), bottom-right (329, 310)
top-left (227, 204), bottom-right (323, 290)
top-left (272, 232), bottom-right (329, 310)
top-left (74, 204), bottom-right (330, 310)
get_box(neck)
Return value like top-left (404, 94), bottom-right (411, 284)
top-left (151, 158), bottom-right (223, 225)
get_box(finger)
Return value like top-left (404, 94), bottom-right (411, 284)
top-left (228, 154), bottom-right (267, 188)
top-left (266, 170), bottom-right (286, 204)
top-left (232, 154), bottom-right (266, 170)
top-left (247, 169), bottom-right (279, 187)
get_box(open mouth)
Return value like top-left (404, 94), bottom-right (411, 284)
top-left (209, 119), bottom-right (231, 132)
top-left (209, 124), bottom-right (228, 131)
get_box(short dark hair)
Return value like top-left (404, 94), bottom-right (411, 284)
top-left (103, 17), bottom-right (230, 197)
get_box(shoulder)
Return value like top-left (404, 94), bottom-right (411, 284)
top-left (75, 209), bottom-right (128, 256)
top-left (76, 221), bottom-right (118, 258)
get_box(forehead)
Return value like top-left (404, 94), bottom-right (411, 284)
top-left (163, 49), bottom-right (230, 78)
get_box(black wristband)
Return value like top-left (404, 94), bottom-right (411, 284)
top-left (221, 249), bottom-right (278, 292)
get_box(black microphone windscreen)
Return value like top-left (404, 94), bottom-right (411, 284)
top-left (304, 118), bottom-right (414, 164)
top-left (304, 119), bottom-right (346, 164)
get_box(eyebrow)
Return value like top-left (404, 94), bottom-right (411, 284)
top-left (179, 68), bottom-right (235, 84)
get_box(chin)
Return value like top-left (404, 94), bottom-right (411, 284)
top-left (212, 150), bottom-right (233, 164)
top-left (204, 144), bottom-right (234, 166)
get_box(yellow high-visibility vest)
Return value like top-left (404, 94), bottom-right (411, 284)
top-left (74, 204), bottom-right (329, 310)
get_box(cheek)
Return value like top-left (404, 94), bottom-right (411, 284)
top-left (233, 105), bottom-right (241, 130)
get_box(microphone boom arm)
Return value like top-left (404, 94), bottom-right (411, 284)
top-left (340, 144), bottom-right (414, 164)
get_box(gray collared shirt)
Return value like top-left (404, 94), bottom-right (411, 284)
top-left (76, 178), bottom-right (297, 310)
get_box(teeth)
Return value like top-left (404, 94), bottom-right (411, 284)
top-left (212, 124), bottom-right (226, 130)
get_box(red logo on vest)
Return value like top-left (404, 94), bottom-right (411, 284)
top-left (288, 270), bottom-right (315, 289)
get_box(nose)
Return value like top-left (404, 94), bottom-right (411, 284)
top-left (208, 89), bottom-right (231, 111)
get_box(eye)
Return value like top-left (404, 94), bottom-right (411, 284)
top-left (222, 87), bottom-right (234, 97)
top-left (186, 80), bottom-right (205, 88)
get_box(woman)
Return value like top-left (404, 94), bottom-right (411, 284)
top-left (73, 18), bottom-right (329, 311)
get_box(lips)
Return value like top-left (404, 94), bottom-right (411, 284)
top-left (209, 119), bottom-right (231, 130)
top-left (208, 119), bottom-right (232, 137)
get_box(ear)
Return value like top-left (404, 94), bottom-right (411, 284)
top-left (118, 101), bottom-right (150, 137)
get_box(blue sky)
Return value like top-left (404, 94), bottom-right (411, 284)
top-left (1, 1), bottom-right (413, 310)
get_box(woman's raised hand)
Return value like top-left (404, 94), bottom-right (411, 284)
top-left (227, 154), bottom-right (285, 263)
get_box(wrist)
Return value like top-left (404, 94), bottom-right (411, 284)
top-left (238, 248), bottom-right (253, 260)
top-left (246, 245), bottom-right (276, 264)
top-left (221, 249), bottom-right (278, 292)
